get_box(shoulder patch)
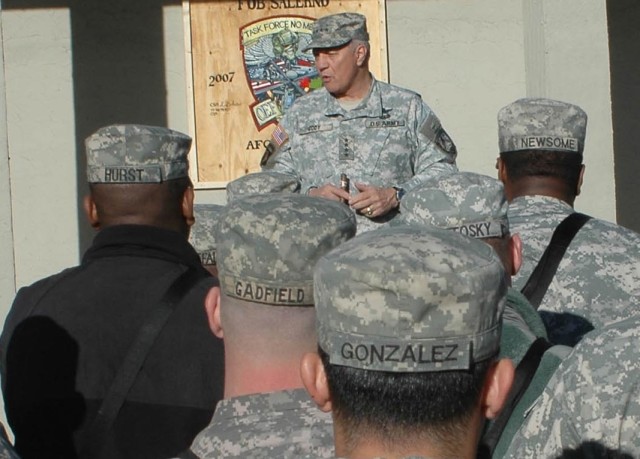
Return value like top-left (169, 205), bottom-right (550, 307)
top-left (436, 128), bottom-right (456, 155)
top-left (419, 112), bottom-right (456, 155)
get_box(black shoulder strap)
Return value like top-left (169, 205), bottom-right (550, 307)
top-left (520, 212), bottom-right (592, 309)
top-left (478, 337), bottom-right (553, 458)
top-left (79, 266), bottom-right (203, 458)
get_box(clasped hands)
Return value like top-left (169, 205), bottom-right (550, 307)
top-left (308, 182), bottom-right (398, 218)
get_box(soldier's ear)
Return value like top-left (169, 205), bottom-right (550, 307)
top-left (83, 194), bottom-right (100, 230)
top-left (182, 186), bottom-right (195, 227)
top-left (204, 286), bottom-right (223, 338)
top-left (300, 352), bottom-right (332, 413)
top-left (576, 164), bottom-right (585, 196)
top-left (496, 157), bottom-right (507, 183)
top-left (355, 42), bottom-right (368, 67)
top-left (481, 358), bottom-right (515, 420)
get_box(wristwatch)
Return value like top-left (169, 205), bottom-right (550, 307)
top-left (393, 186), bottom-right (406, 206)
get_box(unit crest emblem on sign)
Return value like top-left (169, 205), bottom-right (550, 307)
top-left (240, 16), bottom-right (323, 130)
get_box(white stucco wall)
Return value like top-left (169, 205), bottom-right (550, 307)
top-left (0, 7), bottom-right (14, 436)
top-left (541, 0), bottom-right (615, 219)
top-left (387, 0), bottom-right (527, 178)
top-left (3, 8), bottom-right (79, 289)
top-left (387, 0), bottom-right (615, 221)
top-left (0, 10), bottom-right (16, 323)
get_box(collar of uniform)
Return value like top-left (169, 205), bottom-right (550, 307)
top-left (323, 75), bottom-right (384, 119)
top-left (508, 195), bottom-right (573, 221)
top-left (83, 224), bottom-right (204, 271)
top-left (212, 388), bottom-right (315, 421)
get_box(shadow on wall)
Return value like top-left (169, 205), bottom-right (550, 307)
top-left (3, 0), bottom-right (181, 254)
top-left (607, 0), bottom-right (640, 233)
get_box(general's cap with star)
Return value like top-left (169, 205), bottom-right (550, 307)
top-left (189, 204), bottom-right (225, 267)
top-left (85, 124), bottom-right (192, 183)
top-left (498, 98), bottom-right (588, 155)
top-left (314, 226), bottom-right (508, 373)
top-left (216, 194), bottom-right (357, 307)
top-left (303, 12), bottom-right (369, 52)
top-left (398, 171), bottom-right (509, 239)
top-left (226, 171), bottom-right (300, 203)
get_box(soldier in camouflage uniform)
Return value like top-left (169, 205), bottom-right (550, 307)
top-left (504, 314), bottom-right (640, 458)
top-left (398, 171), bottom-right (521, 279)
top-left (225, 170), bottom-right (299, 203)
top-left (181, 194), bottom-right (357, 459)
top-left (397, 171), bottom-right (553, 339)
top-left (261, 12), bottom-right (457, 233)
top-left (394, 172), bottom-right (573, 457)
top-left (396, 171), bottom-right (553, 330)
top-left (300, 226), bottom-right (515, 459)
top-left (190, 204), bottom-right (225, 277)
top-left (0, 125), bottom-right (224, 458)
top-left (496, 98), bottom-right (640, 345)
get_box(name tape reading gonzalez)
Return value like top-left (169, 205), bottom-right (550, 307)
top-left (325, 331), bottom-right (473, 372)
top-left (221, 274), bottom-right (314, 306)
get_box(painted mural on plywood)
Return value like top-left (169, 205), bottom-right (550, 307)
top-left (185, 0), bottom-right (387, 187)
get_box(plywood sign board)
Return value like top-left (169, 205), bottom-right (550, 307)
top-left (183, 0), bottom-right (388, 188)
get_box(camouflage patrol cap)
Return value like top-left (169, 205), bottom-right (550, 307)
top-left (315, 226), bottom-right (507, 372)
top-left (399, 172), bottom-right (509, 239)
top-left (189, 204), bottom-right (225, 266)
top-left (498, 98), bottom-right (588, 154)
top-left (303, 12), bottom-right (369, 52)
top-left (226, 171), bottom-right (300, 203)
top-left (216, 194), bottom-right (356, 307)
top-left (85, 124), bottom-right (191, 183)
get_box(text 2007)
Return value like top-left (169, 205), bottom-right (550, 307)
top-left (208, 72), bottom-right (236, 87)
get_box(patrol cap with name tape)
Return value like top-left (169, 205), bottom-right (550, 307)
top-left (226, 171), bottom-right (300, 203)
top-left (189, 204), bottom-right (225, 266)
top-left (303, 12), bottom-right (369, 52)
top-left (216, 194), bottom-right (356, 307)
top-left (498, 98), bottom-right (588, 154)
top-left (315, 226), bottom-right (507, 372)
top-left (85, 124), bottom-right (191, 184)
top-left (398, 171), bottom-right (509, 239)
